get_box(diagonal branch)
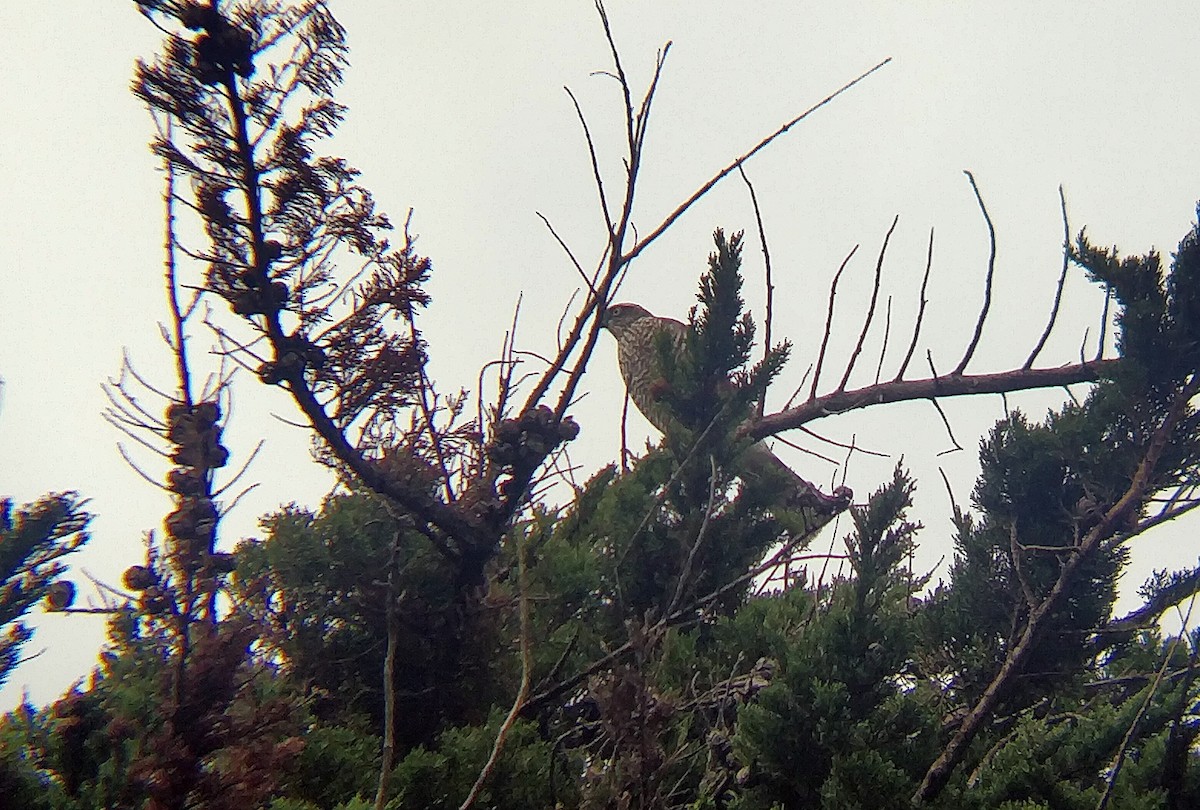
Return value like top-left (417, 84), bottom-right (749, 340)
top-left (913, 371), bottom-right (1200, 804)
top-left (564, 85), bottom-right (614, 236)
top-left (624, 58), bottom-right (891, 266)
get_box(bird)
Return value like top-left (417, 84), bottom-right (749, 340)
top-left (601, 302), bottom-right (851, 532)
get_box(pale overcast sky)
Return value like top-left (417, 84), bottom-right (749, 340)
top-left (2, 1), bottom-right (1198, 709)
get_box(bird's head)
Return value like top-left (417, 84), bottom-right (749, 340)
top-left (601, 302), bottom-right (653, 339)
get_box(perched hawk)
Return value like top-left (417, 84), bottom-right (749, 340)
top-left (602, 303), bottom-right (851, 528)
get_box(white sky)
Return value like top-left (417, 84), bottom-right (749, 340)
top-left (2, 1), bottom-right (1198, 709)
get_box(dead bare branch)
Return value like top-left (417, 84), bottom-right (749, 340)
top-left (737, 164), bottom-right (775, 418)
top-left (838, 216), bottom-right (898, 392)
top-left (1024, 186), bottom-right (1072, 369)
top-left (625, 58), bottom-right (892, 265)
top-left (772, 435), bottom-right (840, 466)
top-left (1096, 283), bottom-right (1112, 362)
top-left (750, 360), bottom-right (1118, 439)
top-left (954, 171), bottom-right (998, 375)
top-left (563, 85), bottom-right (614, 236)
top-left (537, 211), bottom-right (593, 296)
top-left (791, 425), bottom-right (889, 459)
top-left (928, 395), bottom-right (964, 456)
top-left (875, 296), bottom-right (892, 385)
top-left (811, 245), bottom-right (859, 399)
top-left (894, 226), bottom-right (934, 381)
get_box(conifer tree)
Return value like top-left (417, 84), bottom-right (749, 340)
top-left (0, 495), bottom-right (89, 690)
top-left (6, 3), bottom-right (1200, 810)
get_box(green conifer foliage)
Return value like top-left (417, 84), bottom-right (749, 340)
top-left (0, 495), bottom-right (89, 689)
top-left (732, 469), bottom-right (936, 809)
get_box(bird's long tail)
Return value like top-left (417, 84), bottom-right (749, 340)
top-left (739, 441), bottom-right (852, 536)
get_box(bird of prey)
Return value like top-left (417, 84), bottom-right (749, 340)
top-left (601, 302), bottom-right (851, 531)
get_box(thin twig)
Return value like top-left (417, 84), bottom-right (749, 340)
top-left (121, 348), bottom-right (178, 401)
top-left (668, 456), bottom-right (720, 614)
top-left (631, 40), bottom-right (673, 158)
top-left (954, 171), bottom-right (998, 375)
top-left (499, 296), bottom-right (524, 418)
top-left (783, 365), bottom-right (813, 410)
top-left (620, 391), bottom-right (631, 473)
top-left (104, 374), bottom-right (162, 428)
top-left (792, 425), bottom-right (889, 458)
top-left (838, 216), bottom-right (898, 391)
top-left (930, 398), bottom-right (964, 455)
top-left (625, 58), bottom-right (892, 265)
top-left (563, 87), bottom-right (613, 237)
top-left (215, 481), bottom-right (260, 517)
top-left (538, 211), bottom-right (593, 295)
top-left (418, 370), bottom-right (458, 504)
top-left (555, 289), bottom-right (581, 352)
top-left (894, 226), bottom-right (934, 381)
top-left (1024, 186), bottom-right (1072, 369)
top-left (163, 119), bottom-right (193, 409)
top-left (738, 164), bottom-right (775, 418)
top-left (1009, 523), bottom-right (1037, 608)
top-left (875, 296), bottom-right (892, 385)
top-left (459, 533), bottom-right (533, 810)
top-left (812, 245), bottom-right (859, 399)
top-left (926, 351), bottom-right (963, 454)
top-left (115, 444), bottom-right (170, 488)
top-left (594, 0), bottom-right (635, 158)
top-left (772, 435), bottom-right (840, 466)
top-left (1096, 283), bottom-right (1112, 361)
top-left (210, 439), bottom-right (264, 497)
